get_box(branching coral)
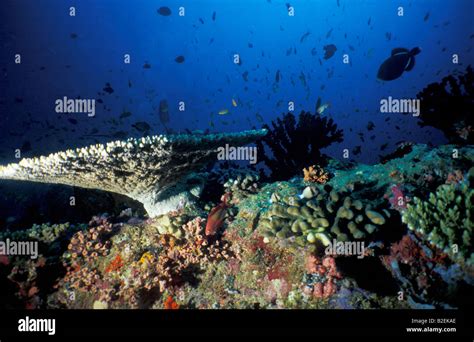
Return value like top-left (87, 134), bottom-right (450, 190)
top-left (303, 165), bottom-right (329, 184)
top-left (402, 183), bottom-right (473, 266)
top-left (256, 111), bottom-right (343, 180)
top-left (416, 65), bottom-right (474, 143)
top-left (0, 130), bottom-right (267, 217)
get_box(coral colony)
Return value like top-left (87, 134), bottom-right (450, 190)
top-left (0, 1), bottom-right (472, 318)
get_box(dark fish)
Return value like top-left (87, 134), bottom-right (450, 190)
top-left (132, 121), bottom-right (151, 132)
top-left (368, 17), bottom-right (371, 26)
top-left (311, 47), bottom-right (317, 56)
top-left (242, 71), bottom-right (249, 82)
top-left (366, 121), bottom-right (375, 131)
top-left (424, 12), bottom-right (430, 21)
top-left (143, 62), bottom-right (151, 69)
top-left (300, 31), bottom-right (310, 43)
top-left (377, 47), bottom-right (421, 81)
top-left (248, 43), bottom-right (253, 48)
top-left (286, 47), bottom-right (292, 56)
top-left (15, 97), bottom-right (23, 103)
top-left (21, 141), bottom-right (32, 153)
top-left (128, 80), bottom-right (132, 88)
top-left (199, 18), bottom-right (204, 24)
top-left (103, 83), bottom-right (114, 94)
top-left (385, 32), bottom-right (392, 41)
top-left (353, 146), bottom-right (362, 155)
top-left (323, 44), bottom-right (337, 59)
top-left (348, 45), bottom-right (355, 51)
top-left (158, 7), bottom-right (171, 16)
top-left (380, 143), bottom-right (388, 151)
top-left (175, 55), bottom-right (185, 63)
top-left (212, 11), bottom-right (216, 21)
top-left (68, 118), bottom-right (78, 125)
top-left (120, 111), bottom-right (132, 119)
top-left (275, 70), bottom-right (281, 82)
top-left (70, 33), bottom-right (78, 39)
top-left (326, 28), bottom-right (333, 38)
top-left (159, 99), bottom-right (170, 124)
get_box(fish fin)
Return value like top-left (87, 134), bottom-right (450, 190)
top-left (405, 56), bottom-right (415, 71)
top-left (391, 48), bottom-right (409, 56)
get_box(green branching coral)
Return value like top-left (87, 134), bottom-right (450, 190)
top-left (402, 183), bottom-right (473, 265)
top-left (260, 185), bottom-right (392, 248)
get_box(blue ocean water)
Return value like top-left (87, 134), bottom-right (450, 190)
top-left (0, 0), bottom-right (472, 165)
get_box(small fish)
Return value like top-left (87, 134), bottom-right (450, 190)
top-left (242, 71), bottom-right (249, 82)
top-left (199, 18), bottom-right (204, 24)
top-left (366, 121), bottom-right (375, 131)
top-left (157, 7), bottom-right (171, 16)
top-left (424, 12), bottom-right (430, 22)
top-left (143, 62), bottom-right (151, 69)
top-left (132, 121), bottom-right (151, 132)
top-left (175, 55), bottom-right (185, 63)
top-left (120, 111), bottom-right (132, 119)
top-left (212, 11), bottom-right (216, 21)
top-left (232, 99), bottom-right (238, 107)
top-left (275, 70), bottom-right (281, 82)
top-left (103, 83), bottom-right (114, 94)
top-left (21, 141), bottom-right (32, 153)
top-left (70, 33), bottom-right (78, 39)
top-left (323, 44), bottom-right (337, 60)
top-left (317, 103), bottom-right (330, 115)
top-left (218, 109), bottom-right (229, 115)
top-left (299, 186), bottom-right (317, 199)
top-left (300, 31), bottom-right (310, 43)
top-left (68, 118), bottom-right (78, 125)
top-left (205, 193), bottom-right (230, 236)
top-left (353, 146), bottom-right (362, 155)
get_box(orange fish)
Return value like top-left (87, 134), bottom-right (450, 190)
top-left (205, 193), bottom-right (230, 236)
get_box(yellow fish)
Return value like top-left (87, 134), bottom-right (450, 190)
top-left (218, 109), bottom-right (229, 115)
top-left (232, 98), bottom-right (238, 107)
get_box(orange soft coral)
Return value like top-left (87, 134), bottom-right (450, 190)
top-left (164, 295), bottom-right (179, 309)
top-left (303, 165), bottom-right (329, 184)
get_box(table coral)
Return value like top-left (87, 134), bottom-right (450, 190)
top-left (0, 130), bottom-right (267, 217)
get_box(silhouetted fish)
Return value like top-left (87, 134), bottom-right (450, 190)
top-left (143, 62), bottom-right (151, 69)
top-left (103, 83), bottom-right (114, 94)
top-left (323, 44), bottom-right (337, 59)
top-left (175, 55), bottom-right (185, 63)
top-left (132, 121), bottom-right (151, 132)
top-left (377, 47), bottom-right (421, 81)
top-left (158, 7), bottom-right (171, 16)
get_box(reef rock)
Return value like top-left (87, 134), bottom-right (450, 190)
top-left (0, 130), bottom-right (267, 217)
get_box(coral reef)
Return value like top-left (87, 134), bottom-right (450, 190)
top-left (256, 111), bottom-right (343, 180)
top-left (0, 143), bottom-right (472, 310)
top-left (260, 184), bottom-right (394, 248)
top-left (402, 182), bottom-right (473, 266)
top-left (0, 130), bottom-right (267, 217)
top-left (303, 165), bottom-right (329, 184)
top-left (416, 65), bottom-right (474, 143)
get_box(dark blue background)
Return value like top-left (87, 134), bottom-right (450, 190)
top-left (0, 0), bottom-right (472, 164)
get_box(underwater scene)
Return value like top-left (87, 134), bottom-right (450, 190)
top-left (0, 0), bottom-right (473, 314)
